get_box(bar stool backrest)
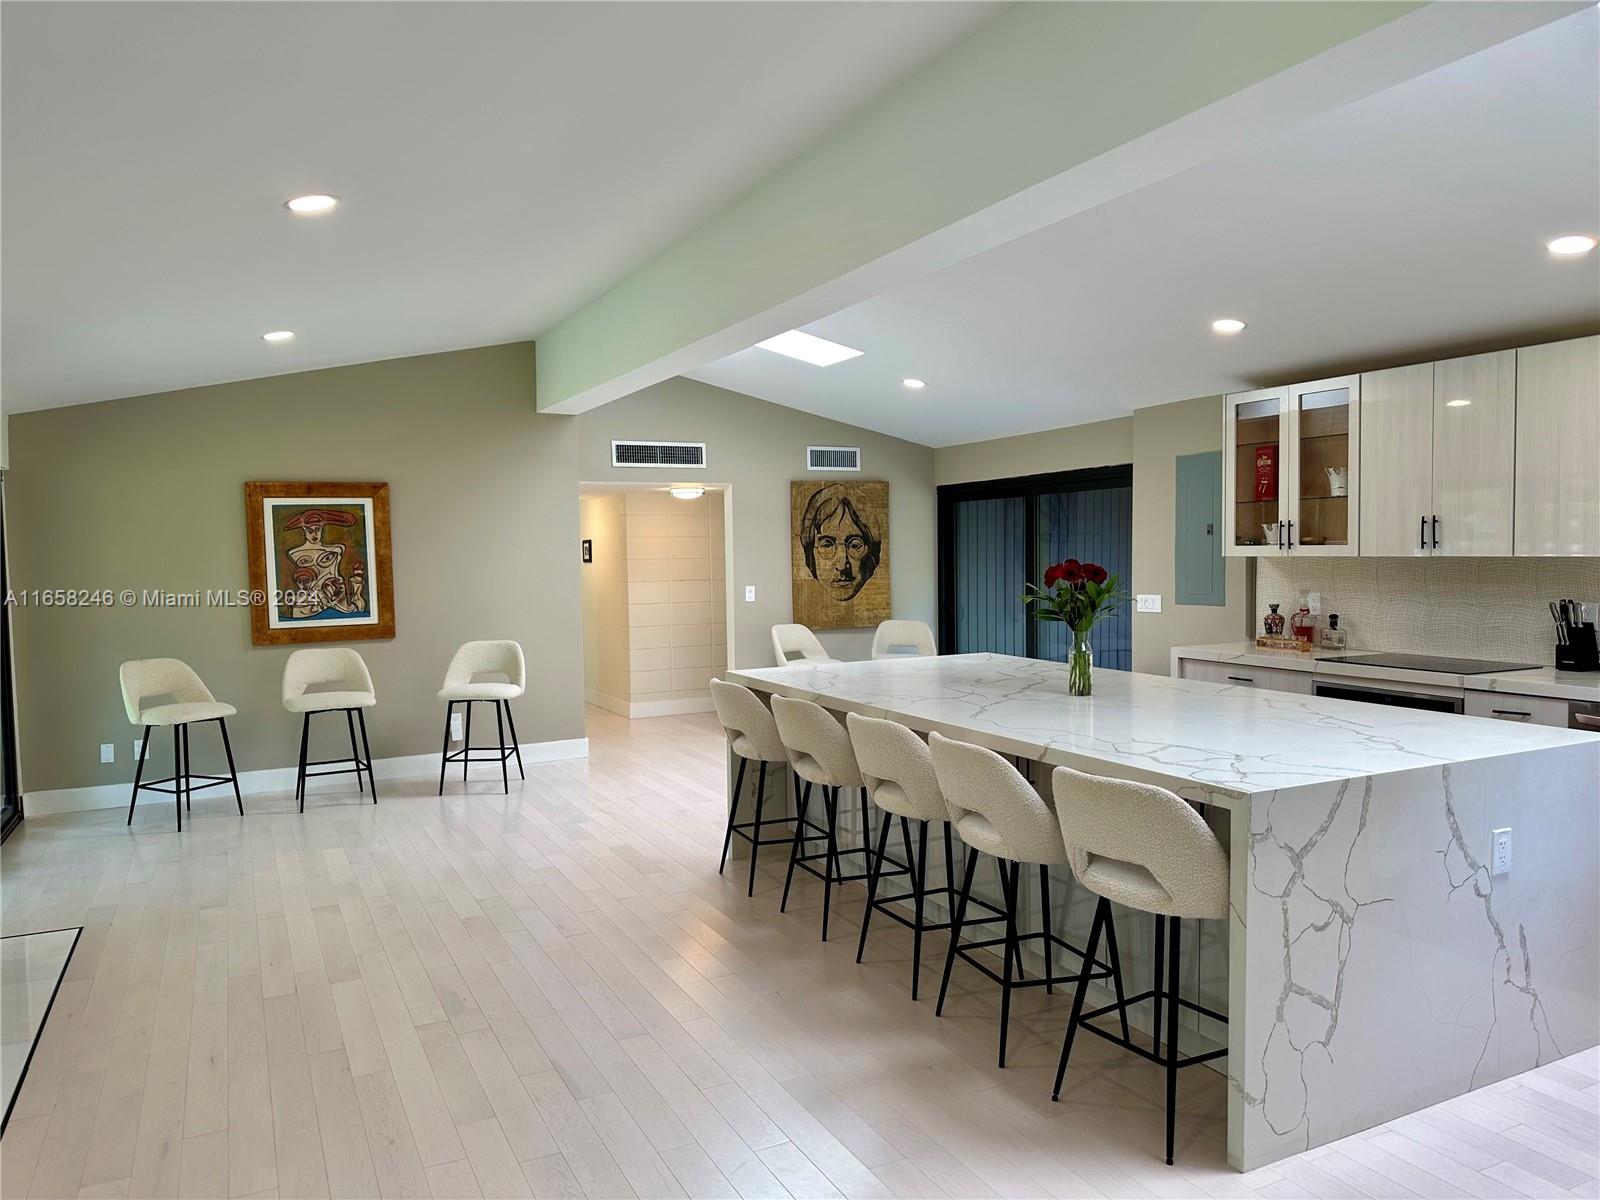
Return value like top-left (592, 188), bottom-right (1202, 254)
top-left (928, 732), bottom-right (1067, 865)
top-left (709, 679), bottom-right (786, 763)
top-left (119, 658), bottom-right (215, 724)
top-left (844, 712), bottom-right (945, 823)
top-left (770, 624), bottom-right (832, 665)
top-left (282, 647), bottom-right (374, 705)
top-left (772, 695), bottom-right (863, 788)
top-left (1051, 765), bottom-right (1228, 920)
top-left (870, 620), bottom-right (937, 659)
top-left (442, 640), bottom-right (526, 692)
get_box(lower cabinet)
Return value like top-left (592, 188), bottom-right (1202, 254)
top-left (1177, 658), bottom-right (1315, 695)
top-left (1463, 690), bottom-right (1570, 729)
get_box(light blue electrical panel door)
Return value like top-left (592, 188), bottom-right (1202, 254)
top-left (1175, 451), bottom-right (1225, 606)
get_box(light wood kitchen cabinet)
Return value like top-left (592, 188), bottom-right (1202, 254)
top-left (1359, 363), bottom-right (1434, 556)
top-left (1223, 377), bottom-right (1359, 557)
top-left (1433, 350), bottom-right (1517, 555)
top-left (1177, 658), bottom-right (1315, 695)
top-left (1515, 335), bottom-right (1599, 556)
top-left (1463, 690), bottom-right (1570, 729)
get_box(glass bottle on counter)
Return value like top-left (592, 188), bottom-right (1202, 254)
top-left (1264, 603), bottom-right (1286, 637)
top-left (1319, 614), bottom-right (1347, 651)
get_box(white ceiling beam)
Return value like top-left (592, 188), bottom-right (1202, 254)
top-left (534, 1), bottom-right (1586, 415)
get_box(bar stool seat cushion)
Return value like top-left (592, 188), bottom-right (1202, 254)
top-left (437, 681), bottom-right (523, 701)
top-left (140, 700), bottom-right (237, 726)
top-left (285, 689), bottom-right (376, 714)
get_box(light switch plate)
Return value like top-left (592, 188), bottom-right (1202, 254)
top-left (134, 739), bottom-right (144, 762)
top-left (450, 713), bottom-right (464, 743)
top-left (1135, 594), bottom-right (1162, 613)
top-left (744, 585), bottom-right (756, 602)
top-left (100, 743), bottom-right (115, 764)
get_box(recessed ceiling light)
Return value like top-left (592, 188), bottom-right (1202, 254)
top-left (668, 485), bottom-right (706, 501)
top-left (1547, 234), bottom-right (1596, 256)
top-left (1211, 318), bottom-right (1247, 334)
top-left (261, 330), bottom-right (295, 342)
top-left (285, 194), bottom-right (339, 215)
top-left (902, 378), bottom-right (927, 390)
top-left (754, 329), bottom-right (864, 366)
top-left (1445, 399), bottom-right (1472, 408)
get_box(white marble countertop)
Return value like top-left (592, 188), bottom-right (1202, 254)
top-left (1173, 641), bottom-right (1600, 702)
top-left (728, 653), bottom-right (1598, 805)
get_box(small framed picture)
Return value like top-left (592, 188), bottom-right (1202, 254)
top-left (581, 539), bottom-right (593, 563)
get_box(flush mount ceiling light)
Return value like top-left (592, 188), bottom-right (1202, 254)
top-left (285, 194), bottom-right (340, 215)
top-left (1547, 234), bottom-right (1596, 256)
top-left (1445, 398), bottom-right (1472, 408)
top-left (754, 329), bottom-right (864, 366)
top-left (668, 485), bottom-right (706, 500)
top-left (1211, 318), bottom-right (1247, 334)
top-left (261, 330), bottom-right (296, 342)
top-left (902, 378), bottom-right (927, 390)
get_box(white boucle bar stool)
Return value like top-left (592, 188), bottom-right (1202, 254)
top-left (770, 623), bottom-right (838, 665)
top-left (774, 695), bottom-right (905, 942)
top-left (928, 732), bottom-right (1122, 1069)
top-left (437, 640), bottom-right (526, 795)
top-left (1050, 764), bottom-right (1230, 1165)
top-left (869, 619), bottom-right (937, 659)
top-left (120, 658), bottom-right (243, 832)
top-left (282, 647), bottom-right (377, 811)
top-left (709, 679), bottom-right (795, 897)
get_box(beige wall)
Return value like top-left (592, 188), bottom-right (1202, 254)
top-left (934, 397), bottom-right (1246, 674)
top-left (578, 494), bottom-right (628, 706)
top-left (9, 343), bottom-right (587, 793)
top-left (575, 377), bottom-right (937, 667)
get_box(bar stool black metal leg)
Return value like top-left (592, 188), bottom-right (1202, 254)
top-left (356, 709), bottom-right (377, 802)
top-left (1165, 916), bottom-right (1181, 1165)
top-left (296, 714), bottom-right (310, 813)
top-left (127, 726), bottom-right (150, 826)
top-left (438, 702), bottom-right (455, 796)
top-left (1151, 914), bottom-right (1166, 1059)
top-left (1052, 896), bottom-right (1108, 1100)
top-left (218, 718), bottom-right (243, 815)
top-left (719, 757), bottom-right (748, 875)
top-left (854, 812), bottom-right (894, 963)
top-left (912, 818), bottom-right (928, 1000)
top-left (1103, 905), bottom-right (1131, 1044)
top-left (745, 762), bottom-right (768, 897)
top-left (820, 786), bottom-right (840, 942)
top-left (943, 824), bottom-right (955, 892)
top-left (780, 779), bottom-right (812, 913)
top-left (998, 859), bottom-right (1018, 1067)
top-left (494, 699), bottom-right (509, 794)
top-left (463, 701), bottom-right (473, 782)
top-left (1040, 864), bottom-right (1055, 995)
top-left (503, 702), bottom-right (525, 779)
top-left (936, 847), bottom-right (979, 1016)
top-left (174, 724), bottom-right (185, 831)
top-left (346, 710), bottom-right (365, 794)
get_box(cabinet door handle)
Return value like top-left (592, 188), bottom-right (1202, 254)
top-left (1277, 521), bottom-right (1284, 550)
top-left (1431, 515), bottom-right (1440, 550)
top-left (1490, 709), bottom-right (1531, 719)
top-left (1419, 516), bottom-right (1427, 551)
top-left (1286, 520), bottom-right (1295, 549)
top-left (1226, 676), bottom-right (1255, 683)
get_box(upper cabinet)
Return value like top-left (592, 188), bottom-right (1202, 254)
top-left (1515, 335), bottom-right (1599, 557)
top-left (1224, 378), bottom-right (1359, 556)
top-left (1228, 335), bottom-right (1598, 558)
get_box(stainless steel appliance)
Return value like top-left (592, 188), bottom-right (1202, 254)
top-left (1572, 699), bottom-right (1600, 732)
top-left (1314, 679), bottom-right (1463, 713)
top-left (1317, 653), bottom-right (1541, 675)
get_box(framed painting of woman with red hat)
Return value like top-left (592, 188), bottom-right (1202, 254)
top-left (243, 481), bottom-right (396, 645)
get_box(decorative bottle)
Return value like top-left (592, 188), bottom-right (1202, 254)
top-left (1263, 603), bottom-right (1286, 637)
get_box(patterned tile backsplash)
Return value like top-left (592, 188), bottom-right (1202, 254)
top-left (1256, 557), bottom-right (1600, 664)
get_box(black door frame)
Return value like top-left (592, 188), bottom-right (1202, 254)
top-left (936, 465), bottom-right (1133, 658)
top-left (0, 475), bottom-right (19, 843)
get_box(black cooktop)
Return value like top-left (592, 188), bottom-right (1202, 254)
top-left (1319, 652), bottom-right (1540, 675)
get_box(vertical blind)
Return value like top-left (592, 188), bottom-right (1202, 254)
top-left (939, 467), bottom-right (1133, 670)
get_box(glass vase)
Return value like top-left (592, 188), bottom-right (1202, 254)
top-left (1068, 628), bottom-right (1093, 696)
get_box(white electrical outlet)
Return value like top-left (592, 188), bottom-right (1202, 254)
top-left (1135, 594), bottom-right (1162, 613)
top-left (744, 585), bottom-right (756, 602)
top-left (1491, 827), bottom-right (1512, 876)
top-left (450, 713), bottom-right (464, 742)
top-left (1307, 591), bottom-right (1322, 615)
top-left (100, 743), bottom-right (115, 764)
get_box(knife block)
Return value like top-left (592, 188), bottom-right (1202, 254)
top-left (1557, 623), bottom-right (1599, 673)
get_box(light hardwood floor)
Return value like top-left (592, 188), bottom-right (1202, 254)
top-left (2, 707), bottom-right (1595, 1199)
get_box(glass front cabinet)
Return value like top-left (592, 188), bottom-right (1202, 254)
top-left (1223, 376), bottom-right (1360, 557)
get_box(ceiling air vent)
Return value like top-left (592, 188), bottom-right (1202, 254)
top-left (807, 446), bottom-right (861, 472)
top-left (611, 440), bottom-right (707, 469)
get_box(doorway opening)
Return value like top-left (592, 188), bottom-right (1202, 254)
top-left (578, 482), bottom-right (734, 719)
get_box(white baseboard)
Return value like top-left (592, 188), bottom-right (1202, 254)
top-left (584, 689), bottom-right (631, 717)
top-left (22, 737), bottom-right (590, 818)
top-left (584, 690), bottom-right (712, 720)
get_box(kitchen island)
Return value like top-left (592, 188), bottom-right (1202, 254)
top-left (726, 653), bottom-right (1600, 1171)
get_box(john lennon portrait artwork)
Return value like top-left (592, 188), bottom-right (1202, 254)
top-left (790, 480), bottom-right (890, 629)
top-left (244, 481), bottom-right (396, 645)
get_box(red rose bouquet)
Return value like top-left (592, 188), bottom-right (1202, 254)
top-left (1021, 559), bottom-right (1127, 695)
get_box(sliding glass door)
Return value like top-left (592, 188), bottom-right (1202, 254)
top-left (938, 466), bottom-right (1133, 669)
